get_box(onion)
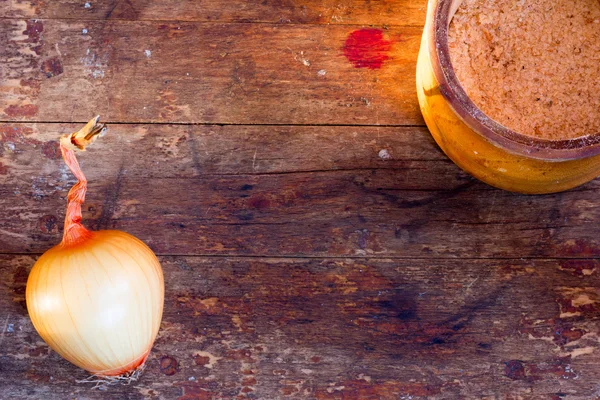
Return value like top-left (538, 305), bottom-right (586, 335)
top-left (26, 117), bottom-right (164, 379)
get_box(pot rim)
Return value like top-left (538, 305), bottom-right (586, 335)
top-left (429, 0), bottom-right (600, 160)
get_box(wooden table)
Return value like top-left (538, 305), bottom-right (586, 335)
top-left (1, 1), bottom-right (599, 398)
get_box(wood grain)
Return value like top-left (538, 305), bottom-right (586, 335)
top-left (0, 18), bottom-right (422, 125)
top-left (2, 123), bottom-right (600, 259)
top-left (3, 255), bottom-right (600, 399)
top-left (3, 1), bottom-right (600, 398)
top-left (0, 0), bottom-right (427, 26)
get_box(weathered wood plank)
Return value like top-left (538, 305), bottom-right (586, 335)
top-left (1, 0), bottom-right (427, 26)
top-left (0, 19), bottom-right (422, 125)
top-left (2, 123), bottom-right (600, 258)
top-left (0, 123), bottom-right (446, 179)
top-left (2, 255), bottom-right (599, 399)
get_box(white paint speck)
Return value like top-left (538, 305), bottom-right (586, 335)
top-left (294, 51), bottom-right (310, 66)
top-left (82, 28), bottom-right (88, 34)
top-left (188, 376), bottom-right (196, 381)
top-left (6, 143), bottom-right (15, 151)
top-left (497, 167), bottom-right (508, 173)
top-left (317, 69), bottom-right (327, 76)
top-left (81, 49), bottom-right (108, 79)
top-left (7, 324), bottom-right (14, 333)
top-left (378, 149), bottom-right (392, 160)
top-left (473, 150), bottom-right (479, 155)
top-left (186, 72), bottom-right (190, 76)
top-left (84, 2), bottom-right (91, 8)
top-left (144, 49), bottom-right (152, 58)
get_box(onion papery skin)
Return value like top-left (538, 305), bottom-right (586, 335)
top-left (26, 230), bottom-right (164, 377)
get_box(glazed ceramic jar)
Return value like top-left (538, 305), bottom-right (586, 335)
top-left (416, 0), bottom-right (600, 194)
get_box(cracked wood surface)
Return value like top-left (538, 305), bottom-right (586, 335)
top-left (1, 0), bottom-right (600, 399)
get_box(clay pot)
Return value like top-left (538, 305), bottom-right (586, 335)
top-left (416, 0), bottom-right (600, 194)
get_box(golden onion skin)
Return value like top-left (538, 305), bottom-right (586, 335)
top-left (26, 230), bottom-right (164, 377)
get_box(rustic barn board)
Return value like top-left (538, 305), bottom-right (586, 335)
top-left (0, 123), bottom-right (446, 179)
top-left (0, 18), bottom-right (422, 125)
top-left (3, 255), bottom-right (600, 399)
top-left (1, 122), bottom-right (600, 258)
top-left (1, 0), bottom-right (427, 26)
top-left (3, 0), bottom-right (600, 398)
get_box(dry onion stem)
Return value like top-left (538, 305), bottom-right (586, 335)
top-left (26, 117), bottom-right (164, 384)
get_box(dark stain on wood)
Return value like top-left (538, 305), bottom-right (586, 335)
top-left (0, 125), bottom-right (36, 144)
top-left (504, 360), bottom-right (526, 380)
top-left (247, 195), bottom-right (270, 210)
top-left (95, 164), bottom-right (125, 230)
top-left (24, 19), bottom-right (44, 42)
top-left (40, 57), bottom-right (63, 78)
top-left (105, 0), bottom-right (139, 20)
top-left (559, 239), bottom-right (600, 257)
top-left (38, 214), bottom-right (58, 234)
top-left (504, 357), bottom-right (577, 383)
top-left (558, 259), bottom-right (598, 277)
top-left (41, 140), bottom-right (61, 159)
top-left (159, 355), bottom-right (179, 376)
top-left (3, 104), bottom-right (39, 118)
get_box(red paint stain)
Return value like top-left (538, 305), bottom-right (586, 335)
top-left (4, 104), bottom-right (39, 118)
top-left (0, 163), bottom-right (8, 175)
top-left (343, 29), bottom-right (392, 69)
